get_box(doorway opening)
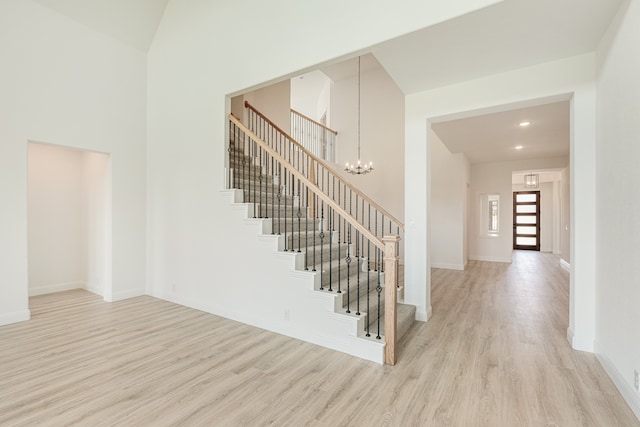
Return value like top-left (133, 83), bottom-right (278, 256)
top-left (27, 142), bottom-right (111, 301)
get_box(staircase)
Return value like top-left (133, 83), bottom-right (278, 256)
top-left (224, 105), bottom-right (415, 364)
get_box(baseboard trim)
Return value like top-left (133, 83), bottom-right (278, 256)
top-left (160, 292), bottom-right (385, 364)
top-left (105, 288), bottom-right (146, 302)
top-left (415, 306), bottom-right (431, 322)
top-left (29, 281), bottom-right (85, 297)
top-left (560, 258), bottom-right (570, 271)
top-left (0, 309), bottom-right (31, 326)
top-left (431, 262), bottom-right (464, 271)
top-left (567, 327), bottom-right (594, 352)
top-left (596, 352), bottom-right (640, 421)
top-left (468, 255), bottom-right (512, 263)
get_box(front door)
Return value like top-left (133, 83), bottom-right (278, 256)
top-left (513, 191), bottom-right (540, 251)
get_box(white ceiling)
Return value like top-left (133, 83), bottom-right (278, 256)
top-left (372, 0), bottom-right (623, 94)
top-left (33, 0), bottom-right (170, 52)
top-left (431, 101), bottom-right (570, 164)
top-left (320, 54), bottom-right (383, 83)
top-left (32, 0), bottom-right (622, 91)
top-left (35, 0), bottom-right (619, 166)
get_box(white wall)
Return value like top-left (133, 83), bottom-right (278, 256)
top-left (243, 80), bottom-right (292, 134)
top-left (290, 70), bottom-right (332, 124)
top-left (430, 130), bottom-right (468, 270)
top-left (406, 53), bottom-right (596, 345)
top-left (469, 162), bottom-right (512, 262)
top-left (595, 0), bottom-right (640, 418)
top-left (28, 143), bottom-right (85, 295)
top-left (560, 166), bottom-right (571, 264)
top-left (0, 0), bottom-right (147, 325)
top-left (82, 151), bottom-right (111, 297)
top-left (146, 0), bottom-right (499, 325)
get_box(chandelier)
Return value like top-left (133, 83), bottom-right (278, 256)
top-left (345, 56), bottom-right (373, 175)
top-left (524, 173), bottom-right (539, 189)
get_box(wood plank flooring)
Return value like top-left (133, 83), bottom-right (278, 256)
top-left (0, 251), bottom-right (637, 426)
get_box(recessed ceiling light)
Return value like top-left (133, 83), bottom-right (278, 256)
top-left (515, 145), bottom-right (523, 150)
top-left (519, 121), bottom-right (530, 127)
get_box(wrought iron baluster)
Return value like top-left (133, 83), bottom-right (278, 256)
top-left (283, 168), bottom-right (288, 250)
top-left (328, 207), bottom-right (333, 292)
top-left (332, 175), bottom-right (335, 202)
top-left (271, 156), bottom-right (275, 228)
top-left (376, 249), bottom-right (382, 340)
top-left (240, 130), bottom-right (246, 192)
top-left (337, 212), bottom-right (341, 294)
top-left (305, 186), bottom-right (309, 270)
top-left (346, 224), bottom-right (351, 313)
top-left (276, 163), bottom-right (281, 235)
top-left (361, 198), bottom-right (365, 265)
top-left (319, 202), bottom-right (325, 290)
top-left (291, 175), bottom-right (296, 251)
top-left (366, 210), bottom-right (371, 337)
top-left (251, 141), bottom-right (255, 218)
top-left (337, 185), bottom-right (342, 294)
top-left (312, 193), bottom-right (317, 272)
top-left (227, 122), bottom-right (232, 188)
top-left (259, 148), bottom-right (264, 218)
top-left (356, 230), bottom-right (360, 316)
top-left (297, 179), bottom-right (302, 253)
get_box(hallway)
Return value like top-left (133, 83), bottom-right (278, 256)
top-left (414, 251), bottom-right (637, 425)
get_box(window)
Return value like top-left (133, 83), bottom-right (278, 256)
top-left (479, 193), bottom-right (500, 236)
top-left (488, 196), bottom-right (499, 233)
top-left (487, 194), bottom-right (500, 234)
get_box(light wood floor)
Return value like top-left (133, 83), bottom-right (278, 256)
top-left (0, 252), bottom-right (637, 426)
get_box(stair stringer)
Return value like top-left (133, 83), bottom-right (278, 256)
top-left (211, 189), bottom-right (386, 364)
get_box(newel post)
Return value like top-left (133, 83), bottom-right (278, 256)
top-left (383, 235), bottom-right (400, 365)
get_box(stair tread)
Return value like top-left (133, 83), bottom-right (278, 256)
top-left (227, 138), bottom-right (416, 354)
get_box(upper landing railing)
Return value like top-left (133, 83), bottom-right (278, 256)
top-left (290, 108), bottom-right (338, 163)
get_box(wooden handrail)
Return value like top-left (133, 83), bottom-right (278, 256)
top-left (230, 113), bottom-right (386, 252)
top-left (244, 101), bottom-right (405, 231)
top-left (291, 108), bottom-right (338, 135)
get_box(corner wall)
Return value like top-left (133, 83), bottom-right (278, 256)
top-left (595, 0), bottom-right (640, 419)
top-left (28, 143), bottom-right (85, 295)
top-left (430, 130), bottom-right (467, 270)
top-left (0, 0), bottom-right (147, 325)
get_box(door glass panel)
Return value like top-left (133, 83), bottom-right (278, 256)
top-left (517, 226), bottom-right (537, 235)
top-left (516, 204), bottom-right (536, 213)
top-left (516, 215), bottom-right (537, 224)
top-left (517, 237), bottom-right (537, 246)
top-left (516, 193), bottom-right (536, 203)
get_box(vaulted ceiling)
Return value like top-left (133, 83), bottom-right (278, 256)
top-left (33, 0), bottom-right (622, 95)
top-left (373, 0), bottom-right (622, 94)
top-left (33, 0), bottom-right (169, 52)
top-left (34, 0), bottom-right (622, 164)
